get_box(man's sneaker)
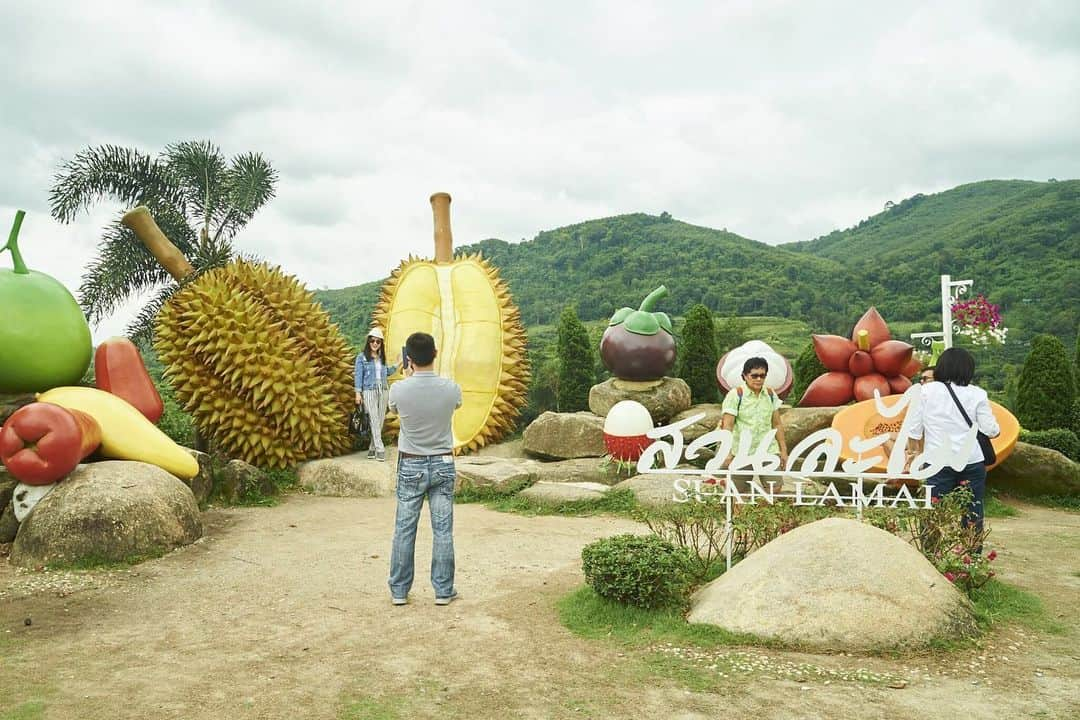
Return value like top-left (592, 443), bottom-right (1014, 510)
top-left (376, 450), bottom-right (386, 462)
top-left (391, 596), bottom-right (408, 606)
top-left (434, 591), bottom-right (458, 606)
top-left (367, 449), bottom-right (376, 459)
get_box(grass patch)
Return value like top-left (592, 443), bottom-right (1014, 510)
top-left (482, 488), bottom-right (641, 518)
top-left (969, 579), bottom-right (1065, 634)
top-left (557, 585), bottom-right (770, 648)
top-left (0, 701), bottom-right (46, 720)
top-left (338, 697), bottom-right (403, 720)
top-left (43, 547), bottom-right (169, 571)
top-left (1013, 494), bottom-right (1080, 512)
top-left (984, 491), bottom-right (1019, 518)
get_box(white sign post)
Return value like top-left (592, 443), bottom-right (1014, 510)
top-left (639, 384), bottom-right (978, 570)
top-left (910, 273), bottom-right (973, 352)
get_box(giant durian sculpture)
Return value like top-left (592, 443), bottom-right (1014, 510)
top-left (121, 207), bottom-right (354, 468)
top-left (374, 193), bottom-right (529, 452)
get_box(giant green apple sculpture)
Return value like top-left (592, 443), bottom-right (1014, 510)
top-left (0, 211), bottom-right (92, 392)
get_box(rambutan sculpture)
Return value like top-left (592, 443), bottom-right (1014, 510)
top-left (122, 207), bottom-right (354, 468)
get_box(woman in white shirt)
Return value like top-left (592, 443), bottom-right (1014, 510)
top-left (906, 348), bottom-right (1000, 536)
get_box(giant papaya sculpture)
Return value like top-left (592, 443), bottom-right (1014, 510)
top-left (373, 193), bottom-right (530, 453)
top-left (798, 307), bottom-right (921, 407)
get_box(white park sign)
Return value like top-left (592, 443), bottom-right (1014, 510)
top-left (637, 384), bottom-right (981, 568)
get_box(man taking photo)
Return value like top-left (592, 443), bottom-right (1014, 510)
top-left (387, 332), bottom-right (462, 606)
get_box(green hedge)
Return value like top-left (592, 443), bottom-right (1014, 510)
top-left (1020, 428), bottom-right (1080, 462)
top-left (581, 534), bottom-right (692, 609)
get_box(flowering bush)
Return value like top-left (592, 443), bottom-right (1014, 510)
top-left (951, 294), bottom-right (1007, 346)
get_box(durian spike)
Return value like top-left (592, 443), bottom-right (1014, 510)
top-left (430, 192), bottom-right (453, 263)
top-left (121, 206), bottom-right (195, 281)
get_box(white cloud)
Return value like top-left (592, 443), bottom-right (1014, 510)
top-left (2, 0), bottom-right (1078, 343)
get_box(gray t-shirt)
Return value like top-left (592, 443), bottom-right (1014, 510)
top-left (388, 371), bottom-right (462, 455)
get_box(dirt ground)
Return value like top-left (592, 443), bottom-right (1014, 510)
top-left (0, 495), bottom-right (1077, 720)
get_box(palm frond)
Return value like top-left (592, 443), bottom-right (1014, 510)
top-left (126, 282), bottom-right (181, 345)
top-left (213, 152), bottom-right (279, 242)
top-left (162, 140), bottom-right (228, 240)
top-left (78, 210), bottom-right (197, 324)
top-left (49, 145), bottom-right (182, 223)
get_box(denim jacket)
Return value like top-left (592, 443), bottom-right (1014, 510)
top-left (354, 354), bottom-right (399, 391)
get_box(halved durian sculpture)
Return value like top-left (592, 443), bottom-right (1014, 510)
top-left (374, 193), bottom-right (529, 452)
top-left (121, 207), bottom-right (354, 468)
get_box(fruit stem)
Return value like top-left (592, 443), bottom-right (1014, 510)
top-left (430, 192), bottom-right (453, 263)
top-left (638, 285), bottom-right (668, 312)
top-left (856, 329), bottom-right (871, 351)
top-left (2, 210), bottom-right (29, 274)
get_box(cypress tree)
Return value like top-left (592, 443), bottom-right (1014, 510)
top-left (1016, 334), bottom-right (1076, 431)
top-left (790, 342), bottom-right (828, 406)
top-left (556, 305), bottom-right (594, 412)
top-left (676, 304), bottom-right (719, 403)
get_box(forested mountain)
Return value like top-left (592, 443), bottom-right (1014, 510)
top-left (317, 179), bottom-right (1078, 358)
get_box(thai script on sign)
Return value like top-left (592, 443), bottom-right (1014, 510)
top-left (638, 384), bottom-right (979, 510)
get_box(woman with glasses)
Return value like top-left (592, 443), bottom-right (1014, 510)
top-left (719, 357), bottom-right (789, 475)
top-left (354, 327), bottom-right (399, 461)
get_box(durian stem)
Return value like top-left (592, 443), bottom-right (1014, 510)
top-left (430, 192), bottom-right (453, 263)
top-left (856, 329), bottom-right (871, 351)
top-left (122, 206), bottom-right (196, 281)
top-left (2, 210), bottom-right (29, 274)
top-left (639, 285), bottom-right (668, 312)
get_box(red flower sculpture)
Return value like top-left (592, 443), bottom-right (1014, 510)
top-left (798, 308), bottom-right (922, 407)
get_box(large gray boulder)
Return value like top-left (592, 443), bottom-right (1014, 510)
top-left (669, 404), bottom-right (724, 441)
top-left (612, 473), bottom-right (687, 507)
top-left (532, 457), bottom-right (618, 486)
top-left (989, 442), bottom-right (1079, 497)
top-left (455, 456), bottom-right (539, 493)
top-left (0, 502), bottom-right (18, 544)
top-left (474, 439), bottom-right (526, 458)
top-left (519, 481), bottom-right (609, 505)
top-left (779, 406), bottom-right (844, 448)
top-left (687, 517), bottom-right (976, 651)
top-left (181, 448), bottom-right (214, 506)
top-left (588, 377), bottom-right (692, 423)
top-left (298, 452), bottom-right (393, 497)
top-left (522, 411), bottom-right (606, 460)
top-left (10, 461), bottom-right (202, 568)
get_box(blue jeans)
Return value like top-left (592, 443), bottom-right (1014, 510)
top-left (388, 455), bottom-right (456, 599)
top-left (926, 461), bottom-right (987, 534)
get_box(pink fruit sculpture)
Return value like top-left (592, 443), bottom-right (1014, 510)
top-left (799, 307), bottom-right (922, 407)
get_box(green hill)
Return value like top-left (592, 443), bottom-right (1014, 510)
top-left (315, 179), bottom-right (1079, 413)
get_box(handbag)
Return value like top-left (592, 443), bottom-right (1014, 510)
top-left (943, 382), bottom-right (996, 467)
top-left (349, 404), bottom-right (372, 449)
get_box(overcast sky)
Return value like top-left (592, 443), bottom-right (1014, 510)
top-left (3, 0), bottom-right (1079, 341)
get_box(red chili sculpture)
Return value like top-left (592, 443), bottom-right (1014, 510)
top-left (798, 308), bottom-right (922, 407)
top-left (94, 336), bottom-right (164, 423)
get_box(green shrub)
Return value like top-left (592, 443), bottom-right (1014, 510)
top-left (157, 393), bottom-right (195, 447)
top-left (556, 305), bottom-right (594, 412)
top-left (1016, 334), bottom-right (1076, 431)
top-left (675, 304), bottom-right (719, 403)
top-left (789, 342), bottom-right (827, 405)
top-left (1020, 428), bottom-right (1080, 462)
top-left (581, 534), bottom-right (692, 609)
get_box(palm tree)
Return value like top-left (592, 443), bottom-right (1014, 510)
top-left (49, 140), bottom-right (278, 342)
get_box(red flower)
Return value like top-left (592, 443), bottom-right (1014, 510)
top-left (987, 550), bottom-right (997, 561)
top-left (962, 555), bottom-right (972, 565)
top-left (959, 479), bottom-right (969, 486)
top-left (944, 572), bottom-right (956, 582)
top-left (931, 496), bottom-right (940, 504)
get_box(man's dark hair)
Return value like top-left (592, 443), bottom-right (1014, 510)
top-left (933, 348), bottom-right (975, 386)
top-left (405, 332), bottom-right (437, 367)
top-left (742, 356), bottom-right (769, 376)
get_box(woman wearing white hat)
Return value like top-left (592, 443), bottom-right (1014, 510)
top-left (354, 326), bottom-right (399, 460)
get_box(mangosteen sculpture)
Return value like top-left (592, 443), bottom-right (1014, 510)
top-left (599, 286), bottom-right (676, 381)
